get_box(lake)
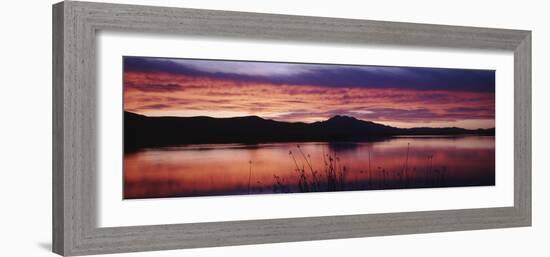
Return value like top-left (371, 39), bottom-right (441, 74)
top-left (124, 136), bottom-right (495, 199)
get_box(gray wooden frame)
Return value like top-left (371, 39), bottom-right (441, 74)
top-left (52, 1), bottom-right (531, 256)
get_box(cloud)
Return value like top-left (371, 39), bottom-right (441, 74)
top-left (356, 108), bottom-right (439, 121)
top-left (125, 82), bottom-right (184, 92)
top-left (124, 56), bottom-right (495, 93)
top-left (138, 104), bottom-right (173, 110)
top-left (123, 61), bottom-right (495, 129)
top-left (171, 59), bottom-right (311, 77)
top-left (349, 106), bottom-right (494, 123)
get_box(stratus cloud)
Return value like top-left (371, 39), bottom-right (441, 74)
top-left (124, 56), bottom-right (495, 93)
top-left (124, 69), bottom-right (495, 129)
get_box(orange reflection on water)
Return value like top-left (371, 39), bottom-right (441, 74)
top-left (124, 136), bottom-right (495, 199)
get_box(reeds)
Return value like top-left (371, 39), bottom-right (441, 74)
top-left (423, 154), bottom-right (448, 187)
top-left (247, 160), bottom-right (252, 194)
top-left (272, 175), bottom-right (290, 193)
top-left (281, 144), bottom-right (349, 193)
top-left (368, 150), bottom-right (372, 187)
top-left (267, 142), bottom-right (450, 194)
top-left (403, 143), bottom-right (410, 186)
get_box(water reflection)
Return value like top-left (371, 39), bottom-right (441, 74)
top-left (124, 136), bottom-right (495, 199)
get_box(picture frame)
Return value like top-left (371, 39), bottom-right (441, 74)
top-left (52, 1), bottom-right (531, 256)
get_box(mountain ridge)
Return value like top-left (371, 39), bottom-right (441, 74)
top-left (124, 111), bottom-right (494, 151)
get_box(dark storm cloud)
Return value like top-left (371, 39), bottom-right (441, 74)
top-left (138, 104), bottom-right (173, 110)
top-left (124, 56), bottom-right (495, 93)
top-left (125, 82), bottom-right (185, 92)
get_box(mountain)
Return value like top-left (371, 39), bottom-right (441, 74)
top-left (124, 111), bottom-right (494, 151)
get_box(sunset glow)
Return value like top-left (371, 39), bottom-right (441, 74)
top-left (123, 57), bottom-right (495, 129)
top-left (123, 56), bottom-right (496, 199)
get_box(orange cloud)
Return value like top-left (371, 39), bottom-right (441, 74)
top-left (124, 71), bottom-right (495, 129)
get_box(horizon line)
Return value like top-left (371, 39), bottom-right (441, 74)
top-left (124, 110), bottom-right (495, 131)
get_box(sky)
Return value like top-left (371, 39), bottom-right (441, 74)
top-left (123, 56), bottom-right (495, 129)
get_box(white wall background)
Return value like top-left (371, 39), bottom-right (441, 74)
top-left (0, 0), bottom-right (547, 256)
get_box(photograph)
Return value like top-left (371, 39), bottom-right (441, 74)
top-left (41, 1), bottom-right (537, 256)
top-left (122, 56), bottom-right (496, 199)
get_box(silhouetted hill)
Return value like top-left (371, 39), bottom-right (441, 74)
top-left (124, 111), bottom-right (495, 151)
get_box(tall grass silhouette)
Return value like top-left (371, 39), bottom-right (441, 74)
top-left (267, 142), bottom-right (450, 194)
top-left (274, 144), bottom-right (357, 193)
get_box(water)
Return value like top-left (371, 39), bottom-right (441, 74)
top-left (124, 136), bottom-right (495, 199)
